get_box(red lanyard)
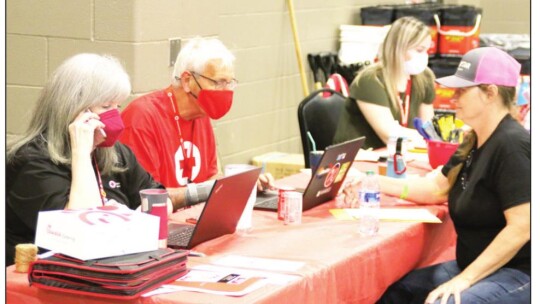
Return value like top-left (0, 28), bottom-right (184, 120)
top-left (398, 79), bottom-right (412, 127)
top-left (166, 88), bottom-right (195, 182)
top-left (93, 155), bottom-right (107, 206)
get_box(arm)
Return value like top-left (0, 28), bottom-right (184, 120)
top-left (425, 203), bottom-right (530, 304)
top-left (356, 100), bottom-right (424, 144)
top-left (378, 168), bottom-right (449, 205)
top-left (418, 103), bottom-right (434, 122)
top-left (167, 187), bottom-right (189, 211)
top-left (66, 111), bottom-right (105, 209)
top-left (167, 179), bottom-right (217, 211)
top-left (341, 168), bottom-right (448, 206)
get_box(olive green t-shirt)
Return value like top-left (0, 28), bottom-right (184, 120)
top-left (333, 68), bottom-right (435, 149)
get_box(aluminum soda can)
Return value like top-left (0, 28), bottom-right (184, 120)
top-left (277, 186), bottom-right (296, 220)
top-left (283, 191), bottom-right (303, 225)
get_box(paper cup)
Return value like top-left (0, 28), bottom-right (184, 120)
top-left (139, 189), bottom-right (169, 214)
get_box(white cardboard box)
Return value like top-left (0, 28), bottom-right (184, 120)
top-left (35, 206), bottom-right (159, 260)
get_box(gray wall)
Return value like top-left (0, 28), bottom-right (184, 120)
top-left (6, 0), bottom-right (530, 167)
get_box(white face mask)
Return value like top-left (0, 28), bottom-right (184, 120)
top-left (404, 52), bottom-right (429, 75)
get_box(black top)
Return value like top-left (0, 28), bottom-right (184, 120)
top-left (6, 137), bottom-right (163, 266)
top-left (442, 115), bottom-right (531, 274)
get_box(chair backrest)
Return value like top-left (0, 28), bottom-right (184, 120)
top-left (297, 88), bottom-right (347, 168)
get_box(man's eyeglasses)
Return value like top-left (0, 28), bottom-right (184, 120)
top-left (460, 149), bottom-right (475, 190)
top-left (190, 71), bottom-right (238, 90)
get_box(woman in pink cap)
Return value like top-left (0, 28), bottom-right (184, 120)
top-left (375, 47), bottom-right (530, 303)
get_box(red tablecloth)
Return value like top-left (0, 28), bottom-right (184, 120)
top-left (6, 160), bottom-right (456, 304)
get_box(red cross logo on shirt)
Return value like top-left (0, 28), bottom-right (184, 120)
top-left (175, 141), bottom-right (202, 186)
top-left (179, 148), bottom-right (196, 178)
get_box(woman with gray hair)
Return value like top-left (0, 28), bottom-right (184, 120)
top-left (6, 53), bottom-right (167, 265)
top-left (333, 16), bottom-right (436, 149)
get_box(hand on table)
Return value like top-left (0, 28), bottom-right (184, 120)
top-left (337, 168), bottom-right (365, 208)
top-left (257, 173), bottom-right (275, 192)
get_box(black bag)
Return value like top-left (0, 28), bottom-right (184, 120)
top-left (28, 248), bottom-right (189, 300)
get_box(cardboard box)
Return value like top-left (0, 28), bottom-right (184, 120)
top-left (35, 206), bottom-right (159, 260)
top-left (251, 152), bottom-right (305, 180)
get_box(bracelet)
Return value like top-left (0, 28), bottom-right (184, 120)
top-left (399, 184), bottom-right (409, 200)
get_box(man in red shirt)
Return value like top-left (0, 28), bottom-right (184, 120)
top-left (120, 37), bottom-right (273, 210)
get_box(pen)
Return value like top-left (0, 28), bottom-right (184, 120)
top-left (85, 109), bottom-right (107, 138)
top-left (98, 128), bottom-right (107, 138)
top-left (188, 251), bottom-right (206, 257)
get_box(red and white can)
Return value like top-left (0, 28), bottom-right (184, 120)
top-left (283, 191), bottom-right (303, 225)
top-left (277, 186), bottom-right (296, 220)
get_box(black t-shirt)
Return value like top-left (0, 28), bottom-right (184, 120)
top-left (442, 115), bottom-right (531, 274)
top-left (6, 138), bottom-right (163, 265)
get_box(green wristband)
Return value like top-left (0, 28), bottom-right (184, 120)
top-left (399, 184), bottom-right (409, 200)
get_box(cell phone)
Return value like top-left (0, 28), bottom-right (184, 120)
top-left (98, 128), bottom-right (107, 138)
top-left (218, 274), bottom-right (240, 283)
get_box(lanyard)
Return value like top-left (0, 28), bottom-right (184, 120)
top-left (398, 79), bottom-right (412, 127)
top-left (93, 155), bottom-right (107, 206)
top-left (166, 87), bottom-right (195, 182)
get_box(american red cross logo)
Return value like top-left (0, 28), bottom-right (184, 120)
top-left (179, 150), bottom-right (196, 171)
top-left (175, 141), bottom-right (202, 186)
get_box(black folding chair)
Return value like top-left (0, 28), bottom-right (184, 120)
top-left (297, 88), bottom-right (348, 168)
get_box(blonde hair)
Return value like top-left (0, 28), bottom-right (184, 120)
top-left (171, 37), bottom-right (235, 87)
top-left (361, 16), bottom-right (433, 113)
top-left (7, 53), bottom-right (131, 175)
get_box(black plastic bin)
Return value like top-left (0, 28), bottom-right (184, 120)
top-left (360, 5), bottom-right (395, 25)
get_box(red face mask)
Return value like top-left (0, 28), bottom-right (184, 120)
top-left (194, 90), bottom-right (233, 119)
top-left (97, 109), bottom-right (125, 147)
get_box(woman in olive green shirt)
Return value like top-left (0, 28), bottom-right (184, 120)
top-left (334, 17), bottom-right (435, 149)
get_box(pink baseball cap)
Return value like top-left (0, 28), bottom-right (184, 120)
top-left (436, 47), bottom-right (521, 88)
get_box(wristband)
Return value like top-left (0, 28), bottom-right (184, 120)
top-left (185, 180), bottom-right (215, 206)
top-left (399, 184), bottom-right (409, 200)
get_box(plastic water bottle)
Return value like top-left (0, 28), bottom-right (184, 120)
top-left (358, 170), bottom-right (380, 236)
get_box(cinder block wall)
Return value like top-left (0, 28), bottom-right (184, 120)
top-left (6, 0), bottom-right (530, 167)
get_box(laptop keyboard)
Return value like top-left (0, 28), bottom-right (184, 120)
top-left (255, 199), bottom-right (278, 209)
top-left (168, 226), bottom-right (195, 247)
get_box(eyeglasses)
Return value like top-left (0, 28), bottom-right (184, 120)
top-left (190, 71), bottom-right (238, 90)
top-left (460, 149), bottom-right (475, 190)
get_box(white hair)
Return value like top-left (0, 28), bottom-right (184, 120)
top-left (171, 37), bottom-right (235, 86)
top-left (7, 53), bottom-right (131, 174)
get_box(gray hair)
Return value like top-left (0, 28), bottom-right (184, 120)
top-left (171, 37), bottom-right (235, 86)
top-left (7, 53), bottom-right (131, 175)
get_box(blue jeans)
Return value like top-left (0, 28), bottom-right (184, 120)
top-left (377, 260), bottom-right (530, 304)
